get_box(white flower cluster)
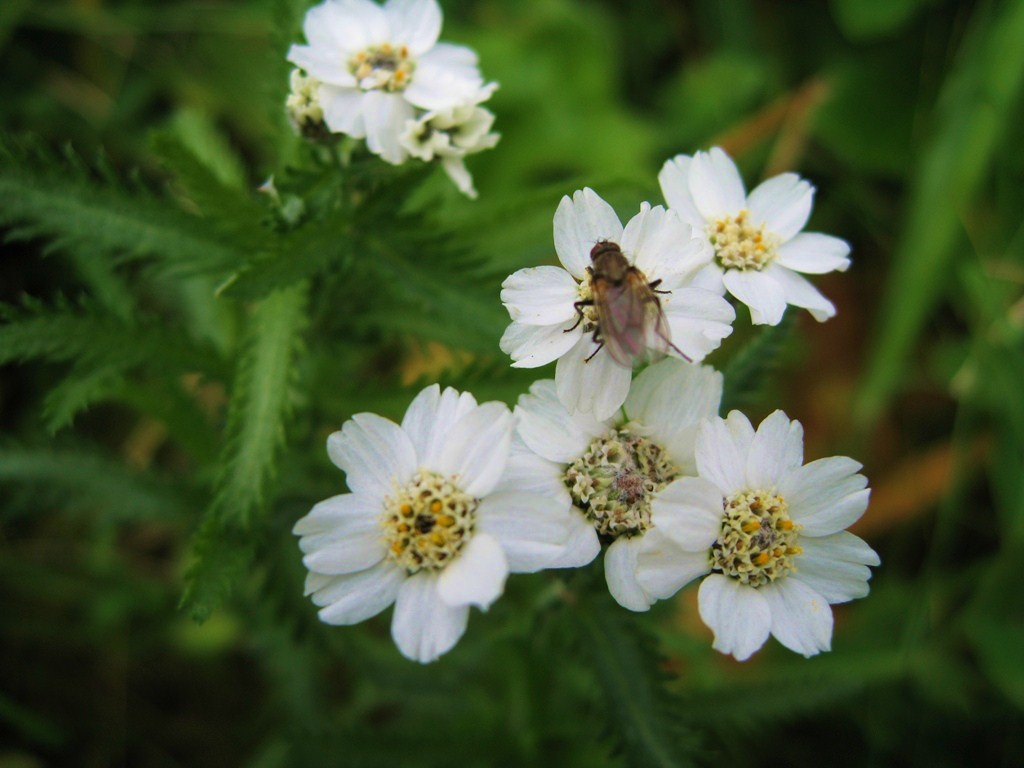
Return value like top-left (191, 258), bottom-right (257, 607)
top-left (295, 136), bottom-right (878, 663)
top-left (286, 0), bottom-right (498, 197)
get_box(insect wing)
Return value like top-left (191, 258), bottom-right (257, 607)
top-left (594, 274), bottom-right (649, 367)
top-left (642, 291), bottom-right (673, 363)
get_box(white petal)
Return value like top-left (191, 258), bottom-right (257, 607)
top-left (301, 518), bottom-right (387, 575)
top-left (780, 457), bottom-right (869, 536)
top-left (391, 572), bottom-right (470, 663)
top-left (661, 288), bottom-right (735, 363)
top-left (327, 413), bottom-right (417, 499)
top-left (764, 265), bottom-right (837, 322)
top-left (361, 90), bottom-right (415, 164)
top-left (491, 435), bottom-right (573, 506)
top-left (312, 560), bottom-right (405, 624)
top-left (695, 411), bottom-right (755, 495)
top-left (775, 233), bottom-right (851, 274)
top-left (514, 379), bottom-right (604, 464)
top-left (326, 0), bottom-right (390, 48)
top-left (500, 266), bottom-right (580, 326)
top-left (625, 359), bottom-right (722, 473)
top-left (476, 490), bottom-right (577, 572)
top-left (436, 401), bottom-right (512, 497)
top-left (293, 492), bottom-right (379, 536)
top-left (658, 154), bottom-right (707, 229)
top-left (501, 321), bottom-right (581, 369)
top-left (688, 147), bottom-right (747, 220)
top-left (688, 262), bottom-right (727, 294)
top-left (650, 476), bottom-right (723, 551)
top-left (404, 43), bottom-right (483, 110)
top-left (287, 44), bottom-right (355, 87)
top-left (400, 384), bottom-right (478, 468)
top-left (723, 268), bottom-right (788, 326)
top-left (440, 156), bottom-right (476, 199)
top-left (320, 85), bottom-right (368, 137)
top-left (620, 205), bottom-right (695, 288)
top-left (745, 410), bottom-right (803, 489)
top-left (635, 528), bottom-right (711, 601)
top-left (697, 574), bottom-right (771, 661)
top-left (553, 188), bottom-right (624, 280)
top-left (604, 536), bottom-right (652, 612)
top-left (793, 532), bottom-right (879, 604)
top-left (761, 578), bottom-right (833, 657)
top-left (747, 173), bottom-right (814, 242)
top-left (437, 533), bottom-right (508, 609)
top-left (555, 335), bottom-right (632, 421)
top-left (384, 0), bottom-right (441, 54)
top-left (545, 509), bottom-right (601, 569)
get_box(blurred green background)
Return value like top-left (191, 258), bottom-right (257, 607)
top-left (2, 0), bottom-right (1024, 765)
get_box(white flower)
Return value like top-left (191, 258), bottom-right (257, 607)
top-left (399, 97), bottom-right (500, 198)
top-left (659, 147), bottom-right (851, 325)
top-left (649, 410), bottom-right (879, 660)
top-left (499, 188), bottom-right (735, 421)
top-left (294, 384), bottom-right (586, 663)
top-left (512, 359), bottom-right (723, 611)
top-left (287, 0), bottom-right (490, 164)
top-left (286, 68), bottom-right (328, 139)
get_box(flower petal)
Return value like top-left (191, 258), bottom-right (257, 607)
top-left (501, 321), bottom-right (582, 369)
top-left (301, 517), bottom-right (387, 575)
top-left (760, 578), bottom-right (833, 657)
top-left (747, 172), bottom-right (815, 242)
top-left (400, 384), bottom-right (478, 468)
top-left (764, 265), bottom-right (837, 322)
top-left (626, 359), bottom-right (723, 472)
top-left (327, 413), bottom-right (417, 499)
top-left (500, 266), bottom-right (580, 326)
top-left (620, 204), bottom-right (699, 288)
top-left (329, 0), bottom-right (390, 47)
top-left (320, 85), bottom-right (368, 136)
top-left (384, 0), bottom-right (441, 54)
top-left (491, 435), bottom-right (573, 505)
top-left (436, 401), bottom-right (512, 497)
top-left (698, 573), bottom-right (771, 661)
top-left (746, 410), bottom-right (804, 490)
top-left (658, 154), bottom-right (707, 229)
top-left (604, 536), bottom-right (652, 612)
top-left (287, 44), bottom-right (356, 87)
top-left (515, 379), bottom-right (605, 464)
top-left (635, 528), bottom-right (711, 601)
top-left (775, 233), bottom-right (851, 274)
top-left (555, 335), bottom-right (632, 421)
top-left (792, 532), bottom-right (879, 604)
top-left (651, 476), bottom-right (724, 551)
top-left (780, 456), bottom-right (870, 536)
top-left (722, 268), bottom-right (788, 326)
top-left (553, 188), bottom-right (624, 280)
top-left (437, 532), bottom-right (508, 609)
top-left (688, 147), bottom-right (747, 220)
top-left (545, 509), bottom-right (601, 569)
top-left (312, 560), bottom-right (405, 624)
top-left (405, 43), bottom-right (483, 110)
top-left (391, 572), bottom-right (470, 663)
top-left (661, 287), bottom-right (735, 363)
top-left (361, 90), bottom-right (415, 164)
top-left (695, 411), bottom-right (755, 495)
top-left (293, 492), bottom-right (379, 536)
top-left (476, 490), bottom-right (579, 572)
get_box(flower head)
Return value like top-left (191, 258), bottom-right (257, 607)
top-left (512, 359), bottom-right (724, 610)
top-left (659, 147), bottom-right (851, 325)
top-left (287, 0), bottom-right (491, 164)
top-left (649, 410), bottom-right (879, 660)
top-left (295, 384), bottom-right (587, 663)
top-left (500, 188), bottom-right (735, 421)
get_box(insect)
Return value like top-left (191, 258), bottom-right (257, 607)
top-left (567, 240), bottom-right (688, 366)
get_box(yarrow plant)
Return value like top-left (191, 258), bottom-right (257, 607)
top-left (286, 0), bottom-right (499, 196)
top-left (659, 147), bottom-right (851, 325)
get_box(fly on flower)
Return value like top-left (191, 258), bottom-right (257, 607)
top-left (576, 240), bottom-right (687, 366)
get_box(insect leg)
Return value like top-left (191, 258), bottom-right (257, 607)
top-left (565, 299), bottom-right (593, 333)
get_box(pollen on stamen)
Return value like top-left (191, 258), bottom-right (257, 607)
top-left (707, 209), bottom-right (780, 271)
top-left (710, 489), bottom-right (802, 587)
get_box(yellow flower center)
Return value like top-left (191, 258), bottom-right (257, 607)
top-left (382, 470), bottom-right (476, 573)
top-left (708, 209), bottom-right (779, 271)
top-left (349, 43), bottom-right (415, 92)
top-left (710, 489), bottom-right (802, 587)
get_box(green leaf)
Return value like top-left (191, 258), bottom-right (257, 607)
top-left (720, 312), bottom-right (795, 413)
top-left (829, 0), bottom-right (933, 40)
top-left (182, 282), bottom-right (309, 622)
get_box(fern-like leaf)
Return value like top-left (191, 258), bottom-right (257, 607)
top-left (720, 311), bottom-right (796, 413)
top-left (181, 282), bottom-right (309, 622)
